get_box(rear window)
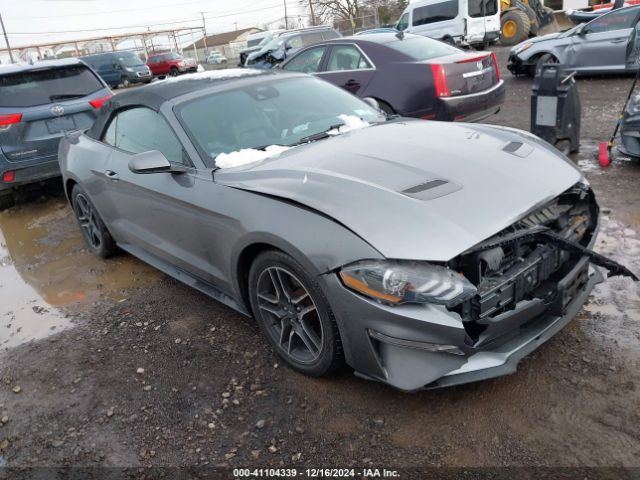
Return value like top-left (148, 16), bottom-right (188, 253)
top-left (386, 36), bottom-right (460, 61)
top-left (0, 65), bottom-right (103, 108)
top-left (412, 1), bottom-right (459, 26)
top-left (468, 0), bottom-right (498, 17)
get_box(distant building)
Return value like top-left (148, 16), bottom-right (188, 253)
top-left (183, 27), bottom-right (262, 62)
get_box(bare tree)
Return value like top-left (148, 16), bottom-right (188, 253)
top-left (307, 0), bottom-right (363, 29)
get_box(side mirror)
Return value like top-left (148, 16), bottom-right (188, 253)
top-left (128, 150), bottom-right (186, 174)
top-left (577, 24), bottom-right (587, 36)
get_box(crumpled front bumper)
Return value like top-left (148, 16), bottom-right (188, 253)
top-left (322, 256), bottom-right (603, 391)
top-left (619, 113), bottom-right (640, 158)
top-left (507, 53), bottom-right (532, 76)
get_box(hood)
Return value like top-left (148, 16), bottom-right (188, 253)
top-left (215, 121), bottom-right (583, 262)
top-left (511, 30), bottom-right (570, 52)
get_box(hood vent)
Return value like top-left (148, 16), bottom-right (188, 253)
top-left (502, 141), bottom-right (534, 158)
top-left (400, 179), bottom-right (461, 201)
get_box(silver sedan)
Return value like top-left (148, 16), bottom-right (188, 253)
top-left (508, 5), bottom-right (640, 76)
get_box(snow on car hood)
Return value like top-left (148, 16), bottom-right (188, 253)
top-left (216, 120), bottom-right (583, 261)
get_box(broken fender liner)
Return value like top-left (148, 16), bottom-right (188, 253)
top-left (466, 225), bottom-right (638, 281)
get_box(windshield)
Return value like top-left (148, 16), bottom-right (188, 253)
top-left (386, 36), bottom-right (460, 60)
top-left (261, 36), bottom-right (285, 52)
top-left (257, 33), bottom-right (277, 47)
top-left (177, 76), bottom-right (386, 166)
top-left (118, 53), bottom-right (145, 67)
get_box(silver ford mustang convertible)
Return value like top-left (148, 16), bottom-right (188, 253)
top-left (59, 70), bottom-right (636, 391)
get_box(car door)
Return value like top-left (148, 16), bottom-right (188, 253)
top-left (317, 44), bottom-right (375, 95)
top-left (100, 106), bottom-right (214, 281)
top-left (570, 7), bottom-right (640, 73)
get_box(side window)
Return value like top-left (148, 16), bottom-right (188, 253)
top-left (321, 30), bottom-right (340, 40)
top-left (286, 35), bottom-right (304, 49)
top-left (283, 47), bottom-right (327, 73)
top-left (468, 0), bottom-right (498, 17)
top-left (413, 1), bottom-right (459, 26)
top-left (302, 32), bottom-right (324, 46)
top-left (584, 8), bottom-right (639, 34)
top-left (103, 108), bottom-right (185, 164)
top-left (326, 45), bottom-right (372, 71)
top-left (397, 12), bottom-right (409, 31)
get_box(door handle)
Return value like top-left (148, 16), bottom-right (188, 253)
top-left (104, 170), bottom-right (119, 180)
top-left (611, 39), bottom-right (626, 43)
top-left (345, 79), bottom-right (360, 87)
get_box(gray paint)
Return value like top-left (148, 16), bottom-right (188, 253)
top-left (59, 74), bottom-right (604, 390)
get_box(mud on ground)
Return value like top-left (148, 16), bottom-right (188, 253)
top-left (0, 47), bottom-right (638, 473)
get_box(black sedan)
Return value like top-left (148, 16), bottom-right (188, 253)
top-left (279, 32), bottom-right (505, 122)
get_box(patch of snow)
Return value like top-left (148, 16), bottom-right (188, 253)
top-left (163, 68), bottom-right (264, 83)
top-left (196, 64), bottom-right (205, 73)
top-left (327, 114), bottom-right (370, 136)
top-left (216, 145), bottom-right (291, 169)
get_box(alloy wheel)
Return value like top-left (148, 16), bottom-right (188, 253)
top-left (74, 193), bottom-right (103, 250)
top-left (256, 266), bottom-right (324, 364)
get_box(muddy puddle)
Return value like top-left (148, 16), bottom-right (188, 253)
top-left (0, 197), bottom-right (162, 351)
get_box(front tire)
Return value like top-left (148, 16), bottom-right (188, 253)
top-left (535, 53), bottom-right (558, 76)
top-left (169, 67), bottom-right (180, 77)
top-left (121, 76), bottom-right (130, 88)
top-left (71, 185), bottom-right (117, 258)
top-left (248, 250), bottom-right (344, 377)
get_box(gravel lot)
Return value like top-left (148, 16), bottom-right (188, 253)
top-left (0, 46), bottom-right (638, 476)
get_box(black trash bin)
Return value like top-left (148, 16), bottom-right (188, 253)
top-left (530, 63), bottom-right (581, 154)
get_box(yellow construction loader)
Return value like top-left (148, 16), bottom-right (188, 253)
top-left (500, 0), bottom-right (572, 45)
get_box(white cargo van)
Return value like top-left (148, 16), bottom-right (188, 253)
top-left (396, 0), bottom-right (501, 48)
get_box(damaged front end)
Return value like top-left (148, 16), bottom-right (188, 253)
top-left (448, 182), bottom-right (634, 349)
top-left (619, 93), bottom-right (640, 158)
top-left (344, 182), bottom-right (636, 390)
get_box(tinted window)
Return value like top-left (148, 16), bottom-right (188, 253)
top-left (286, 35), bottom-right (304, 49)
top-left (468, 0), bottom-right (498, 17)
top-left (177, 77), bottom-right (385, 165)
top-left (386, 36), bottom-right (460, 60)
top-left (585, 8), bottom-right (639, 33)
top-left (0, 65), bottom-right (103, 108)
top-left (326, 45), bottom-right (372, 70)
top-left (397, 12), bottom-right (409, 31)
top-left (302, 32), bottom-right (324, 46)
top-left (103, 108), bottom-right (184, 164)
top-left (322, 30), bottom-right (340, 40)
top-left (283, 47), bottom-right (327, 73)
top-left (412, 1), bottom-right (459, 26)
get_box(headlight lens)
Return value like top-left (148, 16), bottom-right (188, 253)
top-left (514, 42), bottom-right (533, 54)
top-left (124, 67), bottom-right (133, 72)
top-left (339, 261), bottom-right (477, 307)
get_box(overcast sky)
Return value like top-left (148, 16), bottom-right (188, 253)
top-left (1, 0), bottom-right (307, 52)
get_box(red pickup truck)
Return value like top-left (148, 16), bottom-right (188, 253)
top-left (146, 52), bottom-right (197, 76)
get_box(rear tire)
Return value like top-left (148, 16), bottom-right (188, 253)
top-left (248, 250), bottom-right (344, 377)
top-left (71, 185), bottom-right (117, 258)
top-left (0, 193), bottom-right (15, 211)
top-left (500, 10), bottom-right (531, 46)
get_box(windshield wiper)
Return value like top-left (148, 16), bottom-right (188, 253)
top-left (49, 94), bottom-right (85, 101)
top-left (297, 123), bottom-right (344, 145)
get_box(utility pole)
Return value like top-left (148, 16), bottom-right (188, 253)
top-left (0, 11), bottom-right (15, 64)
top-left (283, 0), bottom-right (288, 29)
top-left (200, 12), bottom-right (208, 56)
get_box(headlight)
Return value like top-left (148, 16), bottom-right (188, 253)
top-left (339, 261), bottom-right (477, 307)
top-left (124, 67), bottom-right (133, 72)
top-left (514, 42), bottom-right (533, 54)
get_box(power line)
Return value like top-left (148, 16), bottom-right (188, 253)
top-left (5, 3), bottom-right (296, 36)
